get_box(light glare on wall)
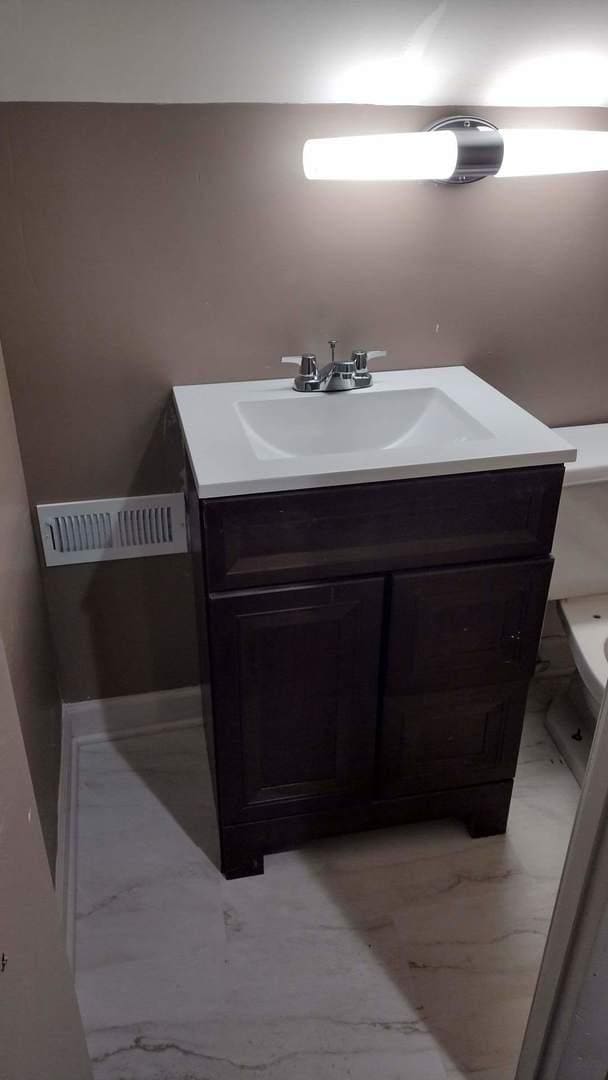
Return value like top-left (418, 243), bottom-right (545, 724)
top-left (486, 52), bottom-right (608, 108)
top-left (303, 119), bottom-right (608, 184)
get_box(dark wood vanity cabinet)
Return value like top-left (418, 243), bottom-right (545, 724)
top-left (188, 463), bottom-right (564, 878)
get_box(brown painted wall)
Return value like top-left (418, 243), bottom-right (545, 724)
top-left (1, 102), bottom-right (607, 700)
top-left (0, 339), bottom-right (61, 863)
top-left (0, 641), bottom-right (92, 1079)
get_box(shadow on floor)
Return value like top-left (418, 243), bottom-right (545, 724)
top-left (94, 708), bottom-right (576, 1080)
top-left (300, 822), bottom-right (530, 1079)
top-left (109, 717), bottom-right (221, 871)
top-left (290, 712), bottom-right (578, 1078)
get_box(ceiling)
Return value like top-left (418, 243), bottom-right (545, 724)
top-left (1, 0), bottom-right (608, 105)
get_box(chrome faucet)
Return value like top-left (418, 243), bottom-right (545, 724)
top-left (281, 340), bottom-right (386, 392)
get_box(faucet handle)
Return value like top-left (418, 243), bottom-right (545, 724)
top-left (351, 348), bottom-right (386, 389)
top-left (281, 354), bottom-right (318, 376)
top-left (351, 349), bottom-right (386, 373)
top-left (282, 353), bottom-right (319, 391)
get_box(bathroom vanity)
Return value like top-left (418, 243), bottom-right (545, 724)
top-left (175, 366), bottom-right (575, 878)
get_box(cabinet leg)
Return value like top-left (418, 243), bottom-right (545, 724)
top-left (223, 855), bottom-right (264, 880)
top-left (221, 836), bottom-right (265, 880)
top-left (466, 781), bottom-right (513, 839)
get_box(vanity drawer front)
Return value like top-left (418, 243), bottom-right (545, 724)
top-left (202, 465), bottom-right (563, 591)
top-left (385, 557), bottom-right (553, 695)
top-left (377, 682), bottom-right (529, 798)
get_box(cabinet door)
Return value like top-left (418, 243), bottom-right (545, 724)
top-left (378, 558), bottom-right (552, 796)
top-left (209, 577), bottom-right (384, 823)
top-left (379, 682), bottom-right (529, 797)
top-left (385, 558), bottom-right (552, 696)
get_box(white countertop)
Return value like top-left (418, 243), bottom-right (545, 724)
top-left (174, 366), bottom-right (576, 499)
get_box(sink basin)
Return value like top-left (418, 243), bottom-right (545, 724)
top-left (174, 366), bottom-right (576, 498)
top-left (236, 387), bottom-right (492, 460)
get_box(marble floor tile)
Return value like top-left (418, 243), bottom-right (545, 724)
top-left (524, 676), bottom-right (569, 713)
top-left (443, 1066), bottom-right (514, 1080)
top-left (75, 727), bottom-right (448, 1080)
top-left (394, 875), bottom-right (557, 1077)
top-left (73, 709), bottom-right (578, 1080)
top-left (88, 1020), bottom-right (448, 1080)
top-left (387, 712), bottom-right (579, 1079)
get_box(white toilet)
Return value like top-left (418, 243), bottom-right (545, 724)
top-left (546, 423), bottom-right (608, 781)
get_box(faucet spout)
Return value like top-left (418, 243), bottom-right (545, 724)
top-left (317, 360), bottom-right (336, 386)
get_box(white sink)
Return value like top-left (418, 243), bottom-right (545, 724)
top-left (174, 366), bottom-right (576, 498)
top-left (235, 387), bottom-right (491, 461)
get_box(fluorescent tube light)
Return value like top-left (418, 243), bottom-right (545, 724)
top-left (302, 131), bottom-right (458, 181)
top-left (303, 120), bottom-right (608, 184)
top-left (497, 129), bottom-right (608, 177)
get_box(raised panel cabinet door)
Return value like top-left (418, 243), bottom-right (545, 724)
top-left (208, 577), bottom-right (384, 824)
top-left (378, 682), bottom-right (530, 797)
top-left (385, 558), bottom-right (553, 696)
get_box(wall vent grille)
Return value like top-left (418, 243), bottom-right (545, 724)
top-left (37, 494), bottom-right (187, 566)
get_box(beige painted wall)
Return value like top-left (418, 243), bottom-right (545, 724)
top-left (0, 338), bottom-right (61, 859)
top-left (1, 102), bottom-right (607, 699)
top-left (0, 640), bottom-right (92, 1080)
top-left (1, 0), bottom-right (608, 106)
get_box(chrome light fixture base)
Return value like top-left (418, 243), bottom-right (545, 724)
top-left (427, 115), bottom-right (504, 184)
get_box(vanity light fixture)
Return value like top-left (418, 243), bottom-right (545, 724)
top-left (302, 116), bottom-right (608, 184)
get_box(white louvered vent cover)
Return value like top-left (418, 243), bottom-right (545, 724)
top-left (37, 494), bottom-right (187, 566)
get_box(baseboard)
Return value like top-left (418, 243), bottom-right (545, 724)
top-left (55, 711), bottom-right (80, 966)
top-left (55, 684), bottom-right (204, 963)
top-left (62, 683), bottom-right (203, 739)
